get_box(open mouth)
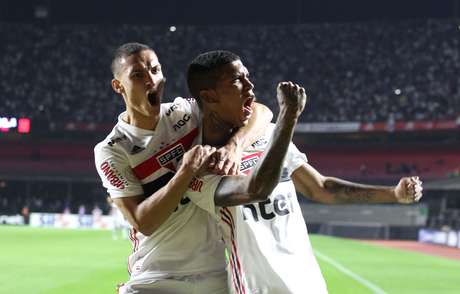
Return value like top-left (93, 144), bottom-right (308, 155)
top-left (242, 96), bottom-right (255, 118)
top-left (147, 91), bottom-right (158, 106)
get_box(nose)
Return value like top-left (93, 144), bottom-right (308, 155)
top-left (243, 76), bottom-right (254, 91)
top-left (145, 72), bottom-right (155, 89)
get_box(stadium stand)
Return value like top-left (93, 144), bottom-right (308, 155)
top-left (0, 19), bottom-right (459, 127)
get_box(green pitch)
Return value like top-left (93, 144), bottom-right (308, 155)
top-left (1, 226), bottom-right (459, 294)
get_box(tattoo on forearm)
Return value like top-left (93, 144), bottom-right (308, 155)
top-left (324, 181), bottom-right (376, 203)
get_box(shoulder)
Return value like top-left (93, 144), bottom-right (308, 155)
top-left (94, 125), bottom-right (129, 163)
top-left (162, 97), bottom-right (199, 116)
top-left (161, 97), bottom-right (201, 132)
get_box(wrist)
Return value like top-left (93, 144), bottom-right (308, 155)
top-left (177, 163), bottom-right (198, 180)
top-left (226, 136), bottom-right (242, 153)
top-left (278, 108), bottom-right (299, 124)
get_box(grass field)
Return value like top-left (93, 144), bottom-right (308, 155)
top-left (1, 226), bottom-right (459, 294)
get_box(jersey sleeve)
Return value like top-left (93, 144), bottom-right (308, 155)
top-left (284, 142), bottom-right (308, 176)
top-left (94, 143), bottom-right (144, 198)
top-left (185, 174), bottom-right (222, 219)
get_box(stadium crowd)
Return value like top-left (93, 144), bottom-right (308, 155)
top-left (0, 19), bottom-right (459, 127)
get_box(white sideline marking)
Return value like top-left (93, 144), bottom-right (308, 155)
top-left (315, 250), bottom-right (387, 294)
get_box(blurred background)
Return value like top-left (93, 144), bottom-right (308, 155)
top-left (0, 0), bottom-right (459, 259)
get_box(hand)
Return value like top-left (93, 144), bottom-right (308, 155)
top-left (394, 176), bottom-right (423, 204)
top-left (181, 145), bottom-right (217, 175)
top-left (208, 142), bottom-right (242, 175)
top-left (276, 81), bottom-right (307, 117)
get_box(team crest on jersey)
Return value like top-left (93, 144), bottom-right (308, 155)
top-left (100, 160), bottom-right (129, 189)
top-left (240, 152), bottom-right (263, 174)
top-left (156, 143), bottom-right (185, 170)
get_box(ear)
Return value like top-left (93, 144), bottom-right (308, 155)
top-left (200, 89), bottom-right (219, 104)
top-left (111, 79), bottom-right (124, 95)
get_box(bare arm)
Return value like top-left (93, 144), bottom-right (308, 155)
top-left (113, 145), bottom-right (215, 236)
top-left (292, 163), bottom-right (423, 204)
top-left (215, 82), bottom-right (306, 206)
top-left (210, 102), bottom-right (273, 175)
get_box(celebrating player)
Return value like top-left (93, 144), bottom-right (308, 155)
top-left (185, 50), bottom-right (424, 293)
top-left (94, 43), bottom-right (273, 293)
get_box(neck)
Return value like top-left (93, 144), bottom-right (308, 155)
top-left (202, 110), bottom-right (234, 147)
top-left (124, 107), bottom-right (160, 131)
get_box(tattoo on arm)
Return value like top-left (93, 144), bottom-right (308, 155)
top-left (324, 180), bottom-right (376, 203)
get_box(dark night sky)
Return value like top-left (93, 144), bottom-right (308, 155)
top-left (1, 0), bottom-right (459, 24)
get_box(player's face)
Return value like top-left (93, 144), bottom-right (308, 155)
top-left (209, 60), bottom-right (255, 128)
top-left (113, 49), bottom-right (164, 116)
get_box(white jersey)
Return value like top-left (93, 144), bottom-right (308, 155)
top-left (186, 124), bottom-right (328, 294)
top-left (94, 97), bottom-right (226, 283)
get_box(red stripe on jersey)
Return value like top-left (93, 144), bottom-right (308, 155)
top-left (241, 151), bottom-right (263, 162)
top-left (222, 216), bottom-right (243, 294)
top-left (127, 228), bottom-right (140, 275)
top-left (132, 128), bottom-right (199, 180)
top-left (229, 251), bottom-right (243, 294)
top-left (221, 208), bottom-right (247, 294)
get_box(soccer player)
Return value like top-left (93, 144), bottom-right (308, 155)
top-left (185, 50), bottom-right (424, 294)
top-left (94, 43), bottom-right (273, 293)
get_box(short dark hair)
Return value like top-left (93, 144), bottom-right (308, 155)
top-left (111, 42), bottom-right (153, 77)
top-left (187, 50), bottom-right (240, 105)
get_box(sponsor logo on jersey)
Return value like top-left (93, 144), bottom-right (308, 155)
top-left (100, 161), bottom-right (129, 189)
top-left (189, 177), bottom-right (203, 192)
top-left (157, 144), bottom-right (184, 167)
top-left (242, 191), bottom-right (295, 222)
top-left (173, 114), bottom-right (191, 131)
top-left (165, 104), bottom-right (178, 116)
top-left (251, 138), bottom-right (268, 148)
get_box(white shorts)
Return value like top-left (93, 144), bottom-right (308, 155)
top-left (119, 271), bottom-right (228, 294)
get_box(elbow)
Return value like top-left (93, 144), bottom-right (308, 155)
top-left (247, 175), bottom-right (279, 201)
top-left (247, 183), bottom-right (273, 202)
top-left (252, 191), bottom-right (271, 202)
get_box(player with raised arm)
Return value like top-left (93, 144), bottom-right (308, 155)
top-left (185, 50), bottom-right (423, 294)
top-left (94, 43), bottom-right (272, 293)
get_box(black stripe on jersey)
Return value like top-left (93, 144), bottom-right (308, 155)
top-left (142, 172), bottom-right (175, 198)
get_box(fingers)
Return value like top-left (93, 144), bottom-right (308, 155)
top-left (406, 176), bottom-right (423, 202)
top-left (398, 176), bottom-right (423, 204)
top-left (201, 145), bottom-right (217, 161)
top-left (228, 162), bottom-right (239, 175)
top-left (207, 147), bottom-right (241, 175)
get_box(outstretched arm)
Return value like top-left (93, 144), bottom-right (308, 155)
top-left (292, 163), bottom-right (423, 204)
top-left (214, 82), bottom-right (306, 206)
top-left (210, 102), bottom-right (273, 175)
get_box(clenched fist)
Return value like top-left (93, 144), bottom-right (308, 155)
top-left (277, 81), bottom-right (307, 117)
top-left (394, 176), bottom-right (423, 204)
